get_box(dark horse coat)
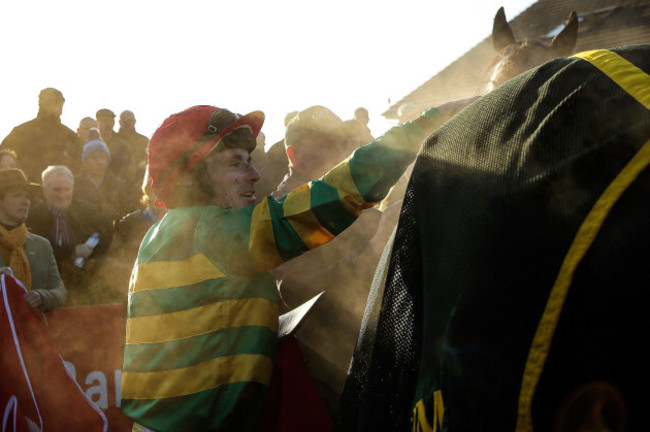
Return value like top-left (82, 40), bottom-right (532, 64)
top-left (337, 45), bottom-right (650, 432)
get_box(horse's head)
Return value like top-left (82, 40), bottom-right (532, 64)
top-left (477, 7), bottom-right (578, 95)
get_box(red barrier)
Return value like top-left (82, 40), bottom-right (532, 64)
top-left (45, 304), bottom-right (331, 431)
top-left (1, 275), bottom-right (109, 431)
top-left (46, 303), bottom-right (133, 432)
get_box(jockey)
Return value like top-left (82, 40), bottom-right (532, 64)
top-left (120, 100), bottom-right (471, 431)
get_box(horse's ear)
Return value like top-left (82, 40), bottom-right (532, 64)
top-left (492, 7), bottom-right (516, 52)
top-left (550, 11), bottom-right (579, 56)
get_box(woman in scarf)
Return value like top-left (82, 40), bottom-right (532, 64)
top-left (0, 168), bottom-right (65, 311)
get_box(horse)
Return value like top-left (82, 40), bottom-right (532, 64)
top-left (282, 7), bottom-right (582, 417)
top-left (477, 7), bottom-right (579, 95)
top-left (338, 43), bottom-right (649, 432)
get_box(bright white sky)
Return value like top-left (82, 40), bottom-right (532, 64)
top-left (0, 0), bottom-right (534, 150)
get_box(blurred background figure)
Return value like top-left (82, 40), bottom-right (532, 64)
top-left (75, 117), bottom-right (99, 174)
top-left (0, 149), bottom-right (19, 170)
top-left (117, 110), bottom-right (149, 184)
top-left (77, 117), bottom-right (99, 144)
top-left (95, 108), bottom-right (135, 182)
top-left (0, 88), bottom-right (79, 182)
top-left (337, 107), bottom-right (375, 155)
top-left (353, 107), bottom-right (373, 140)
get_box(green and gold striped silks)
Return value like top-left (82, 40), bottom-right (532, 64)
top-left (121, 108), bottom-right (439, 431)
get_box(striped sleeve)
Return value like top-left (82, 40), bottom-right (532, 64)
top-left (249, 107), bottom-right (441, 272)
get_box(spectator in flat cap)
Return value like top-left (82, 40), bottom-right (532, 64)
top-left (96, 108), bottom-right (114, 118)
top-left (0, 168), bottom-right (66, 311)
top-left (95, 108), bottom-right (136, 182)
top-left (74, 139), bottom-right (139, 225)
top-left (0, 88), bottom-right (79, 182)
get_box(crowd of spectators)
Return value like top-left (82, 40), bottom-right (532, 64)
top-left (0, 87), bottom-right (466, 426)
top-left (0, 88), bottom-right (153, 306)
top-left (0, 84), bottom-right (401, 421)
top-left (0, 87), bottom-right (378, 312)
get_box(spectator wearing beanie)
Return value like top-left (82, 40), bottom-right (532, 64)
top-left (74, 139), bottom-right (139, 224)
top-left (96, 108), bottom-right (136, 183)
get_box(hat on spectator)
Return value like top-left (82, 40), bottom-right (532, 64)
top-left (96, 108), bottom-right (116, 119)
top-left (147, 105), bottom-right (264, 208)
top-left (82, 139), bottom-right (111, 161)
top-left (0, 168), bottom-right (41, 194)
top-left (284, 105), bottom-right (343, 149)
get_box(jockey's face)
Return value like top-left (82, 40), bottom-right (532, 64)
top-left (204, 145), bottom-right (261, 209)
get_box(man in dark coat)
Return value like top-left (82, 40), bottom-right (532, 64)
top-left (0, 88), bottom-right (80, 181)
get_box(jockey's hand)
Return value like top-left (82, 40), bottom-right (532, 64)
top-left (0, 266), bottom-right (12, 276)
top-left (23, 291), bottom-right (43, 308)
